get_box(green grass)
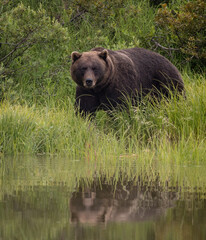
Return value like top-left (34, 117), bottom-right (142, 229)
top-left (0, 72), bottom-right (205, 165)
top-left (0, 101), bottom-right (124, 159)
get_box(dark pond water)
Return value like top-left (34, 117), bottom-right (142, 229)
top-left (0, 157), bottom-right (206, 240)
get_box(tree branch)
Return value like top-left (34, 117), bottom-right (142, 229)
top-left (0, 28), bottom-right (37, 63)
top-left (70, 10), bottom-right (86, 22)
top-left (151, 38), bottom-right (179, 51)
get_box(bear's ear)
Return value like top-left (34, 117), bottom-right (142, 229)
top-left (98, 49), bottom-right (108, 61)
top-left (71, 51), bottom-right (82, 63)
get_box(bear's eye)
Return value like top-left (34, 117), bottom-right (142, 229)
top-left (92, 67), bottom-right (97, 71)
top-left (80, 67), bottom-right (87, 72)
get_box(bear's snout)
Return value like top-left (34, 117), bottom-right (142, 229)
top-left (85, 79), bottom-right (93, 87)
top-left (83, 69), bottom-right (96, 88)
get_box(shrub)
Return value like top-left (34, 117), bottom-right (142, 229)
top-left (154, 0), bottom-right (206, 66)
top-left (0, 3), bottom-right (71, 102)
top-left (68, 0), bottom-right (155, 51)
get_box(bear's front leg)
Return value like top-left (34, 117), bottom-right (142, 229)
top-left (75, 87), bottom-right (100, 118)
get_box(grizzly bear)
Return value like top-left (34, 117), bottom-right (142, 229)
top-left (70, 47), bottom-right (184, 116)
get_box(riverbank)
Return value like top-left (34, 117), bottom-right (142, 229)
top-left (0, 71), bottom-right (205, 164)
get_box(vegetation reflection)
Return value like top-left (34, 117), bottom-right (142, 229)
top-left (0, 157), bottom-right (206, 239)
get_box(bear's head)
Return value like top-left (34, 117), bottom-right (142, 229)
top-left (70, 49), bottom-right (111, 89)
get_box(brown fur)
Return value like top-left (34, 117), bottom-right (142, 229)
top-left (70, 47), bottom-right (184, 116)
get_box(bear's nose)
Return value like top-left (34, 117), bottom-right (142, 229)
top-left (85, 79), bottom-right (93, 87)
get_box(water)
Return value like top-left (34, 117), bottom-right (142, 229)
top-left (0, 156), bottom-right (206, 240)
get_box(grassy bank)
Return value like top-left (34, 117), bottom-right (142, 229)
top-left (0, 72), bottom-right (205, 164)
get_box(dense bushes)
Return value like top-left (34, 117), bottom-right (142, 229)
top-left (0, 3), bottom-right (71, 102)
top-left (154, 0), bottom-right (206, 66)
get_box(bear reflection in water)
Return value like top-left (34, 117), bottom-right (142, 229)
top-left (70, 177), bottom-right (178, 224)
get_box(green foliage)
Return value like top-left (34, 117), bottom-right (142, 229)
top-left (70, 0), bottom-right (128, 23)
top-left (67, 0), bottom-right (155, 51)
top-left (155, 0), bottom-right (206, 65)
top-left (0, 3), bottom-right (72, 102)
top-left (0, 3), bottom-right (69, 65)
